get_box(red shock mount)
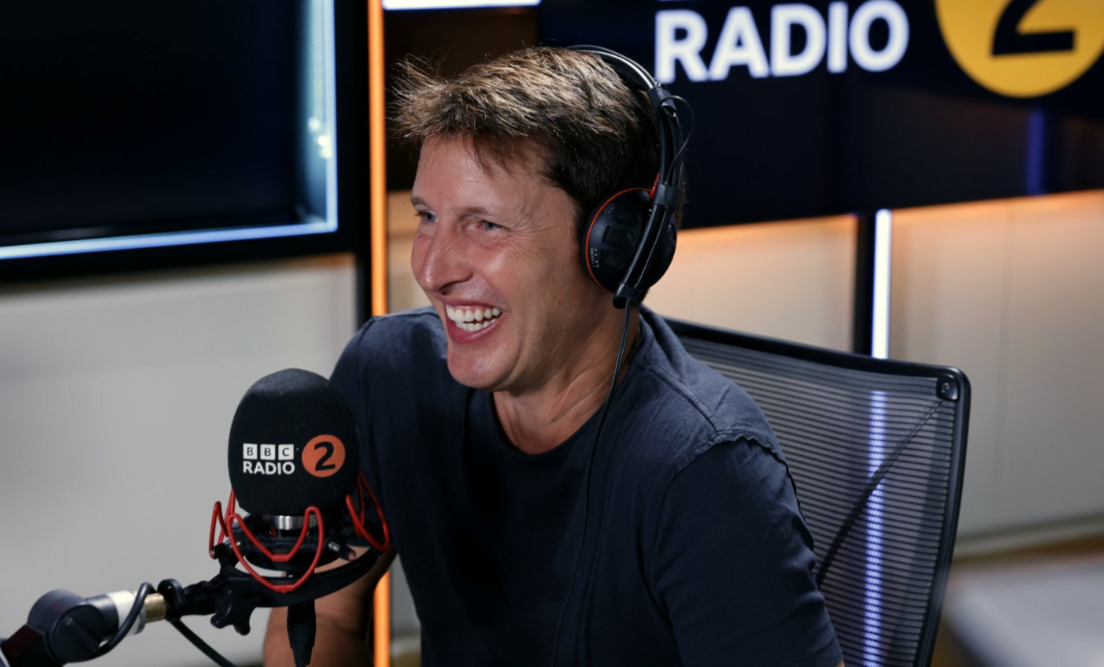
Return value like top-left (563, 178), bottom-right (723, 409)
top-left (209, 472), bottom-right (390, 594)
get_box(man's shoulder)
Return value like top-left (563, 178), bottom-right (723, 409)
top-left (617, 309), bottom-right (785, 482)
top-left (332, 307), bottom-right (451, 401)
top-left (637, 309), bottom-right (777, 443)
top-left (342, 307), bottom-right (445, 368)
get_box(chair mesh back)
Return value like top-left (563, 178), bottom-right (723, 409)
top-left (673, 323), bottom-right (968, 667)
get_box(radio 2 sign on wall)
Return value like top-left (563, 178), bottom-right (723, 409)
top-left (540, 0), bottom-right (1104, 226)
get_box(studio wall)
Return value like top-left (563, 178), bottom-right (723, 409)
top-left (0, 257), bottom-right (357, 667)
top-left (891, 190), bottom-right (1104, 543)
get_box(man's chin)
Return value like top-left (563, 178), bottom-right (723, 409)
top-left (445, 353), bottom-right (503, 393)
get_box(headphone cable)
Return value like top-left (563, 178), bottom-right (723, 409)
top-left (662, 95), bottom-right (695, 185)
top-left (549, 304), bottom-right (635, 665)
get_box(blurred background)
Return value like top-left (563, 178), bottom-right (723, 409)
top-left (2, 1), bottom-right (1102, 665)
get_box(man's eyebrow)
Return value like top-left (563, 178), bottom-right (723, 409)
top-left (409, 195), bottom-right (495, 217)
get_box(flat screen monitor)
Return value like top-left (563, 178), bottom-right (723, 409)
top-left (0, 0), bottom-right (368, 281)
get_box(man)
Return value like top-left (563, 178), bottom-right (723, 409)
top-left (266, 47), bottom-right (842, 666)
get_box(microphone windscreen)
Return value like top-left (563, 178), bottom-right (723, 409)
top-left (228, 369), bottom-right (360, 516)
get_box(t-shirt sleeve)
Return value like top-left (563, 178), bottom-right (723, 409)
top-left (651, 439), bottom-right (842, 667)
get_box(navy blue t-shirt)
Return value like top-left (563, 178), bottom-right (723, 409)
top-left (331, 307), bottom-right (841, 666)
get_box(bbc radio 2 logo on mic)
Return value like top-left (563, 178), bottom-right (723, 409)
top-left (241, 436), bottom-right (346, 478)
top-left (242, 443), bottom-right (296, 476)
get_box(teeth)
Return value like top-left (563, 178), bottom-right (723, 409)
top-left (456, 319), bottom-right (494, 332)
top-left (445, 305), bottom-right (503, 331)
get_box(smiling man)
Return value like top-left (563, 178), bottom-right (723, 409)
top-left (264, 47), bottom-right (842, 667)
top-left (410, 134), bottom-right (625, 454)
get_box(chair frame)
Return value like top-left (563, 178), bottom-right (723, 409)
top-left (667, 318), bottom-right (970, 667)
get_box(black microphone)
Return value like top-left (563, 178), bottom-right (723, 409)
top-left (3, 369), bottom-right (389, 667)
top-left (212, 368), bottom-right (389, 667)
top-left (228, 368), bottom-right (360, 519)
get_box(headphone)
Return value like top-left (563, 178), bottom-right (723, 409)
top-left (569, 45), bottom-right (688, 309)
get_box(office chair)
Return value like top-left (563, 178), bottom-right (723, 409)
top-left (667, 319), bottom-right (970, 667)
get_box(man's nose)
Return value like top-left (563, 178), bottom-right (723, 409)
top-left (413, 223), bottom-right (471, 295)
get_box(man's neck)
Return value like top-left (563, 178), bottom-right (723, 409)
top-left (493, 310), bottom-right (640, 455)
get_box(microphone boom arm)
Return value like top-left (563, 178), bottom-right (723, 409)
top-left (0, 548), bottom-right (380, 667)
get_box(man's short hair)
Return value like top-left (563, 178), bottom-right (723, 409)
top-left (392, 47), bottom-right (661, 239)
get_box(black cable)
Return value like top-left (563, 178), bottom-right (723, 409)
top-left (550, 305), bottom-right (635, 665)
top-left (94, 582), bottom-right (153, 658)
top-left (286, 601), bottom-right (317, 667)
top-left (89, 580), bottom-right (240, 667)
top-left (664, 95), bottom-right (695, 184)
top-left (168, 619), bottom-right (241, 667)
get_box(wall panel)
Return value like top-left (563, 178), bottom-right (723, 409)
top-left (648, 217), bottom-right (857, 351)
top-left (891, 191), bottom-right (1104, 537)
top-left (0, 256), bottom-right (357, 666)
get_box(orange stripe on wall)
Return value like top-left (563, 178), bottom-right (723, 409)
top-left (374, 571), bottom-right (392, 667)
top-left (368, 0), bottom-right (391, 665)
top-left (369, 0), bottom-right (388, 320)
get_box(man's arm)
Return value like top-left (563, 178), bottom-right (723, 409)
top-left (652, 440), bottom-right (843, 667)
top-left (264, 547), bottom-right (395, 667)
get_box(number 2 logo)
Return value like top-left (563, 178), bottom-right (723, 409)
top-left (302, 435), bottom-right (346, 478)
top-left (936, 0), bottom-right (1104, 97)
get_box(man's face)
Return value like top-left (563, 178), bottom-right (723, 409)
top-left (410, 136), bottom-right (611, 395)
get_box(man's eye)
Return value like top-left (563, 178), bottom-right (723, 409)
top-left (416, 211), bottom-right (436, 223)
top-left (480, 220), bottom-right (503, 231)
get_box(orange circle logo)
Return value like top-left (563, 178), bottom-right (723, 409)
top-left (301, 435), bottom-right (346, 478)
top-left (936, 0), bottom-right (1104, 97)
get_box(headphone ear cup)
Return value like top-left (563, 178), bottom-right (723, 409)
top-left (582, 188), bottom-right (678, 296)
top-left (582, 188), bottom-right (651, 293)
